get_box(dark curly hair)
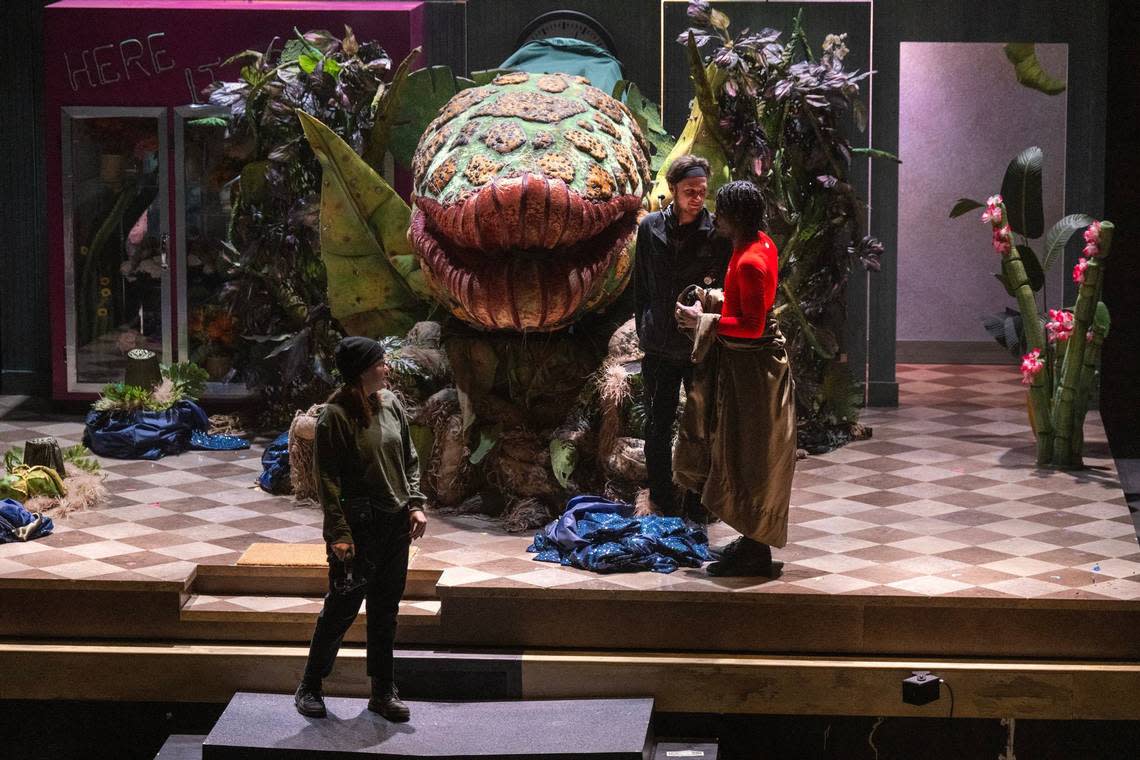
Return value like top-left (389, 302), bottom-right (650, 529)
top-left (714, 180), bottom-right (766, 239)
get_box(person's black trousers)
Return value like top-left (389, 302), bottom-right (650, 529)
top-left (642, 352), bottom-right (693, 514)
top-left (303, 505), bottom-right (410, 684)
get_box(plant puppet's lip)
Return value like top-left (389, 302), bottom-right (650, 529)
top-left (411, 173), bottom-right (641, 331)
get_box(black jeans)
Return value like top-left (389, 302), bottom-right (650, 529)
top-left (642, 352), bottom-right (694, 514)
top-left (303, 505), bottom-right (410, 684)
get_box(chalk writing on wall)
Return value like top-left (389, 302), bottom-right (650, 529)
top-left (64, 33), bottom-right (176, 92)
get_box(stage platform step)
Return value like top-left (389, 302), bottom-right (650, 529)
top-left (155, 734), bottom-right (205, 760)
top-left (189, 562), bottom-right (444, 600)
top-left (180, 594), bottom-right (441, 628)
top-left (201, 692), bottom-right (654, 759)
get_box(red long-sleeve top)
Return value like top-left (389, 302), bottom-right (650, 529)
top-left (717, 232), bottom-right (778, 338)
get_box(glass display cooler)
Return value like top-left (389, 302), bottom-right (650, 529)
top-left (45, 0), bottom-right (424, 399)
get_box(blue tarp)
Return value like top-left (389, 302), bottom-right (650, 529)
top-left (258, 432), bottom-right (292, 495)
top-left (0, 498), bottom-right (54, 543)
top-left (84, 400), bottom-right (211, 460)
top-left (528, 495), bottom-right (710, 574)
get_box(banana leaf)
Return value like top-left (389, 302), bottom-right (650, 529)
top-left (613, 79), bottom-right (677, 174)
top-left (1042, 213), bottom-right (1095, 271)
top-left (362, 47), bottom-right (421, 173)
top-left (648, 33), bottom-right (731, 209)
top-left (387, 65), bottom-right (476, 170)
top-left (297, 111), bottom-right (430, 338)
top-left (1000, 146), bottom-right (1045, 239)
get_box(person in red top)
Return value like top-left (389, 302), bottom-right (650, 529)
top-left (674, 180), bottom-right (797, 577)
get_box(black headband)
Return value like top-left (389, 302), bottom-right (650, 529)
top-left (677, 165), bottom-right (709, 180)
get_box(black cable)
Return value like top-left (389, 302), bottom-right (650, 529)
top-left (941, 678), bottom-right (955, 719)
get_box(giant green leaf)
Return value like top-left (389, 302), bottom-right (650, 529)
top-left (297, 110), bottom-right (430, 337)
top-left (388, 65), bottom-right (476, 170)
top-left (1001, 146), bottom-right (1045, 239)
top-left (1003, 43), bottom-right (1067, 96)
top-left (613, 79), bottom-right (677, 173)
top-left (549, 439), bottom-right (578, 489)
top-left (1042, 213), bottom-right (1095, 271)
top-left (363, 46), bottom-right (421, 173)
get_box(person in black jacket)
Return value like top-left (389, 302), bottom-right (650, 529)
top-left (294, 337), bottom-right (429, 723)
top-left (633, 155), bottom-right (730, 517)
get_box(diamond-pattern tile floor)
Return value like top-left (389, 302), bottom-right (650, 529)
top-left (1, 364), bottom-right (1137, 608)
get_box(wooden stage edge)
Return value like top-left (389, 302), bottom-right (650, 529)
top-left (2, 641), bottom-right (1140, 720)
top-left (3, 569), bottom-right (1140, 659)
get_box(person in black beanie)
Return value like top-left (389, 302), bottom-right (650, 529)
top-left (294, 336), bottom-right (429, 722)
top-left (633, 155), bottom-right (731, 518)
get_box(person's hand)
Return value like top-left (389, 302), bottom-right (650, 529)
top-left (675, 300), bottom-right (704, 330)
top-left (331, 542), bottom-right (354, 562)
top-left (409, 509), bottom-right (428, 541)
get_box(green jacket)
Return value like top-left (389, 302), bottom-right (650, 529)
top-left (314, 389), bottom-right (426, 545)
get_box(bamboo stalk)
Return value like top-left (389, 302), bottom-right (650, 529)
top-left (1050, 221), bottom-right (1112, 467)
top-left (1069, 319), bottom-right (1108, 468)
top-left (997, 205), bottom-right (1051, 464)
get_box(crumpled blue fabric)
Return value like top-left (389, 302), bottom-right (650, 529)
top-left (257, 432), bottom-right (292, 494)
top-left (83, 400), bottom-right (210, 460)
top-left (528, 494), bottom-right (709, 574)
top-left (0, 498), bottom-right (54, 543)
top-left (190, 430), bottom-right (250, 451)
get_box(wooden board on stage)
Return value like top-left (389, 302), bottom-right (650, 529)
top-left (237, 543), bottom-right (419, 568)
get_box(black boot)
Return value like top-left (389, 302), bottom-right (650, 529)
top-left (707, 538), bottom-right (778, 577)
top-left (294, 677), bottom-right (326, 718)
top-left (368, 679), bottom-right (411, 722)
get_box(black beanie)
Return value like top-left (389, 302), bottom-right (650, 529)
top-left (334, 336), bottom-right (385, 383)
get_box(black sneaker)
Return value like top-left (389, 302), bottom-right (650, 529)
top-left (707, 539), bottom-right (779, 577)
top-left (707, 536), bottom-right (744, 561)
top-left (368, 682), bottom-right (411, 722)
top-left (294, 679), bottom-right (326, 718)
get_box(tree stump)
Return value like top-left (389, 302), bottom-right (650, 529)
top-left (24, 437), bottom-right (66, 477)
top-left (125, 348), bottom-right (162, 389)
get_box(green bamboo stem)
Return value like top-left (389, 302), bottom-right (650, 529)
top-left (997, 206), bottom-right (1051, 464)
top-left (1069, 319), bottom-right (1108, 468)
top-left (1049, 221), bottom-right (1113, 468)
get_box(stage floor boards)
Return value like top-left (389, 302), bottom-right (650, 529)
top-left (1, 364), bottom-right (1136, 608)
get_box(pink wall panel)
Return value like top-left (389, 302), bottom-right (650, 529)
top-left (44, 0), bottom-right (424, 398)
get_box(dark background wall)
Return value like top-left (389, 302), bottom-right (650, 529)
top-left (1, 0), bottom-right (51, 394)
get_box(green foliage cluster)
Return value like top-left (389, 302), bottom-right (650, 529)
top-left (204, 28), bottom-right (411, 426)
top-left (676, 2), bottom-right (893, 450)
top-left (4, 444), bottom-right (101, 474)
top-left (92, 362), bottom-right (209, 414)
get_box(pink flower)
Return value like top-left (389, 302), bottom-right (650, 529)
top-left (1020, 349), bottom-right (1045, 385)
top-left (1083, 220), bottom-right (1101, 245)
top-left (981, 195), bottom-right (1004, 225)
top-left (1086, 329), bottom-right (1096, 344)
top-left (1083, 242), bottom-right (1100, 258)
top-left (992, 224), bottom-right (1012, 255)
top-left (1046, 309), bottom-right (1075, 344)
top-left (1073, 257), bottom-right (1090, 284)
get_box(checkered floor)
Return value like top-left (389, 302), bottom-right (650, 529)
top-left (1, 364), bottom-right (1137, 607)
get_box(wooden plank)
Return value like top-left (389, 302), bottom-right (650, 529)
top-left (521, 650), bottom-right (1140, 720)
top-left (0, 642), bottom-right (523, 703)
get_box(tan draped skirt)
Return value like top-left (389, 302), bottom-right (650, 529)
top-left (673, 315), bottom-right (796, 548)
